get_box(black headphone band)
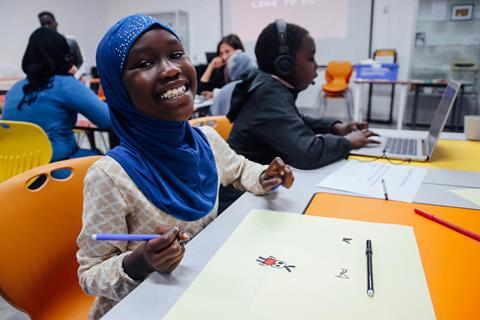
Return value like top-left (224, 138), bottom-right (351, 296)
top-left (274, 18), bottom-right (294, 76)
top-left (275, 19), bottom-right (289, 55)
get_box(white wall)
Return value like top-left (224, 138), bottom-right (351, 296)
top-left (99, 0), bottom-right (222, 65)
top-left (371, 0), bottom-right (418, 81)
top-left (1, 0), bottom-right (420, 118)
top-left (298, 0), bottom-right (419, 116)
top-left (349, 0), bottom-right (419, 122)
top-left (0, 0), bottom-right (110, 77)
top-left (0, 0), bottom-right (221, 78)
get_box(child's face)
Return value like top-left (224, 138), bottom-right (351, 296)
top-left (290, 34), bottom-right (318, 91)
top-left (122, 28), bottom-right (197, 121)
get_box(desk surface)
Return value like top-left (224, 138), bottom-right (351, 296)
top-left (101, 129), bottom-right (478, 319)
top-left (102, 160), bottom-right (480, 319)
top-left (305, 192), bottom-right (480, 320)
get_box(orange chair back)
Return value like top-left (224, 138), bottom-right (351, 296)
top-left (189, 115), bottom-right (233, 140)
top-left (322, 61), bottom-right (353, 95)
top-left (0, 156), bottom-right (101, 320)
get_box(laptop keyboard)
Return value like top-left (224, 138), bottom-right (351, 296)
top-left (384, 138), bottom-right (418, 156)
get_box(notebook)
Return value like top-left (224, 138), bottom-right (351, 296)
top-left (350, 79), bottom-right (461, 161)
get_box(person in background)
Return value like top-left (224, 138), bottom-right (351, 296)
top-left (38, 11), bottom-right (83, 70)
top-left (198, 34), bottom-right (244, 98)
top-left (218, 20), bottom-right (379, 212)
top-left (2, 28), bottom-right (110, 162)
top-left (227, 20), bottom-right (379, 170)
top-left (209, 50), bottom-right (257, 115)
top-left (76, 15), bottom-right (294, 320)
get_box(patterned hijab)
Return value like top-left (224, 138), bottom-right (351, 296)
top-left (96, 14), bottom-right (218, 221)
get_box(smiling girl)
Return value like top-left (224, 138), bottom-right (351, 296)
top-left (76, 15), bottom-right (294, 319)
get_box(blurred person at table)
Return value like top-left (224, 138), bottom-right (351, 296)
top-left (198, 34), bottom-right (244, 99)
top-left (210, 50), bottom-right (257, 116)
top-left (3, 27), bottom-right (110, 162)
top-left (38, 11), bottom-right (84, 71)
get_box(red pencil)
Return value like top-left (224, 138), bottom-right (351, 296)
top-left (414, 208), bottom-right (480, 242)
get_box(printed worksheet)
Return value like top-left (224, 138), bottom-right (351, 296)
top-left (317, 161), bottom-right (428, 203)
top-left (163, 210), bottom-right (435, 320)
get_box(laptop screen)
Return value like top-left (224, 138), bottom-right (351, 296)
top-left (426, 80), bottom-right (460, 155)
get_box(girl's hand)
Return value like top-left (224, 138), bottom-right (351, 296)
top-left (209, 56), bottom-right (225, 69)
top-left (259, 157), bottom-right (294, 191)
top-left (123, 225), bottom-right (189, 280)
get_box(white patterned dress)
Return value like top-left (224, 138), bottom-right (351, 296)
top-left (76, 127), bottom-right (268, 319)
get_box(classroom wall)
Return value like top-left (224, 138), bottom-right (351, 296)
top-left (362, 0), bottom-right (419, 122)
top-left (0, 0), bottom-right (422, 118)
top-left (99, 0), bottom-right (222, 66)
top-left (297, 0), bottom-right (419, 116)
top-left (0, 0), bottom-right (110, 78)
top-left (0, 0), bottom-right (221, 78)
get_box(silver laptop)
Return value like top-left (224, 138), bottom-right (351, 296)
top-left (350, 79), bottom-right (461, 161)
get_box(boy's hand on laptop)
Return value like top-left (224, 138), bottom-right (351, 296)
top-left (332, 121), bottom-right (369, 136)
top-left (260, 157), bottom-right (294, 190)
top-left (345, 129), bottom-right (380, 148)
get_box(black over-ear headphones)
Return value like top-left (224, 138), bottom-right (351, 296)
top-left (274, 19), bottom-right (294, 76)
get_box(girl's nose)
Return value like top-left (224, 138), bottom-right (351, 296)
top-left (158, 59), bottom-right (181, 79)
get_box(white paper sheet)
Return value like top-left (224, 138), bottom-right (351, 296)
top-left (317, 161), bottom-right (428, 203)
top-left (163, 210), bottom-right (435, 320)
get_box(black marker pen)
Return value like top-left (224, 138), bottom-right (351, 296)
top-left (366, 239), bottom-right (374, 297)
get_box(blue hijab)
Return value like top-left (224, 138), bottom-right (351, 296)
top-left (96, 15), bottom-right (218, 221)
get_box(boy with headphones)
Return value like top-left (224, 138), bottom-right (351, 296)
top-left (226, 20), bottom-right (378, 170)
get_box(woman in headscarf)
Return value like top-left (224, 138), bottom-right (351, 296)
top-left (2, 27), bottom-right (110, 161)
top-left (76, 15), bottom-right (294, 319)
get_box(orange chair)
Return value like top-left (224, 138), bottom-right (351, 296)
top-left (0, 156), bottom-right (101, 320)
top-left (321, 61), bottom-right (354, 120)
top-left (189, 115), bottom-right (233, 141)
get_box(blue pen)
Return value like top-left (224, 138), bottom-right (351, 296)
top-left (92, 232), bottom-right (190, 245)
top-left (92, 233), bottom-right (160, 241)
top-left (271, 184), bottom-right (281, 192)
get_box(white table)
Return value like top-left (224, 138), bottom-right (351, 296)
top-left (101, 130), bottom-right (479, 319)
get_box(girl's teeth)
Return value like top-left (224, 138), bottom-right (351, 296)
top-left (161, 86), bottom-right (186, 100)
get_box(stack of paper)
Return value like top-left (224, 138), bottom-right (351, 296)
top-left (317, 161), bottom-right (428, 203)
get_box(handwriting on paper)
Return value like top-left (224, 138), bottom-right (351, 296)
top-left (335, 268), bottom-right (349, 279)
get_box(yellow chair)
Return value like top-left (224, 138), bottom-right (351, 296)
top-left (0, 156), bottom-right (101, 320)
top-left (189, 115), bottom-right (233, 141)
top-left (0, 120), bottom-right (53, 182)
